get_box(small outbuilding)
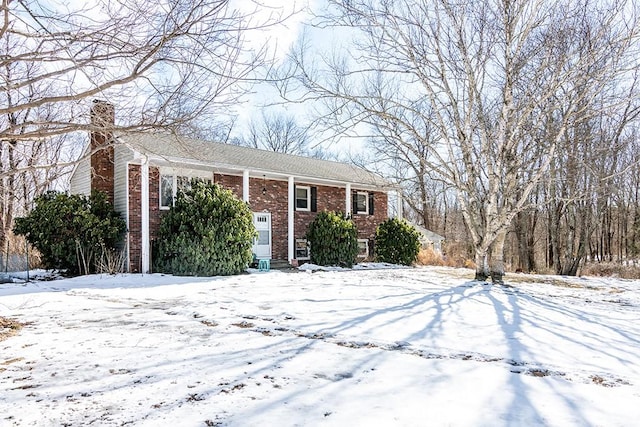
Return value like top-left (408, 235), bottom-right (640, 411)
top-left (410, 223), bottom-right (445, 254)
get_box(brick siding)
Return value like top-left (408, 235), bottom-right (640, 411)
top-left (128, 164), bottom-right (142, 272)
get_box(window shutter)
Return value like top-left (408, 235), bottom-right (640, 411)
top-left (352, 191), bottom-right (357, 214)
top-left (368, 192), bottom-right (374, 215)
top-left (311, 186), bottom-right (317, 212)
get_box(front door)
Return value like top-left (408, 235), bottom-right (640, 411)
top-left (253, 212), bottom-right (272, 259)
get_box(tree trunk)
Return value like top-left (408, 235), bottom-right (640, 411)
top-left (490, 230), bottom-right (507, 285)
top-left (474, 247), bottom-right (489, 281)
top-left (514, 210), bottom-right (535, 273)
top-left (527, 210), bottom-right (537, 272)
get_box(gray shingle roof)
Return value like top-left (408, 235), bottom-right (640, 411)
top-left (122, 133), bottom-right (391, 188)
top-left (410, 223), bottom-right (445, 242)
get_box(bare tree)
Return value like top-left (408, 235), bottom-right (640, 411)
top-left (278, 0), bottom-right (640, 283)
top-left (1, 0), bottom-right (290, 166)
top-left (1, 0), bottom-right (292, 250)
top-left (240, 110), bottom-right (310, 155)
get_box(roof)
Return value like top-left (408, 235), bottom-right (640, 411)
top-left (410, 223), bottom-right (445, 242)
top-left (121, 133), bottom-right (391, 189)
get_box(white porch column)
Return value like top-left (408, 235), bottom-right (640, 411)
top-left (242, 170), bottom-right (250, 203)
top-left (288, 176), bottom-right (295, 262)
top-left (345, 183), bottom-right (352, 216)
top-left (396, 188), bottom-right (403, 219)
top-left (141, 160), bottom-right (150, 273)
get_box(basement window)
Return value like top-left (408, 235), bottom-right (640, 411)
top-left (357, 239), bottom-right (369, 259)
top-left (295, 239), bottom-right (310, 260)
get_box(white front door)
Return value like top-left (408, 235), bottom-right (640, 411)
top-left (253, 212), bottom-right (272, 259)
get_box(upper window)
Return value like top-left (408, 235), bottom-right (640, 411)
top-left (160, 175), bottom-right (174, 209)
top-left (296, 186), bottom-right (310, 211)
top-left (355, 191), bottom-right (369, 215)
top-left (160, 172), bottom-right (211, 209)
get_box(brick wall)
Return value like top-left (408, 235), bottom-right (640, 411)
top-left (214, 173), bottom-right (243, 199)
top-left (128, 164), bottom-right (142, 273)
top-left (294, 184), bottom-right (387, 257)
top-left (353, 191), bottom-right (388, 256)
top-left (352, 190), bottom-right (388, 240)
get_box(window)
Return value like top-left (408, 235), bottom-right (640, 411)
top-left (295, 239), bottom-right (310, 260)
top-left (296, 186), bottom-right (310, 211)
top-left (159, 172), bottom-right (211, 209)
top-left (355, 191), bottom-right (369, 215)
top-left (160, 175), bottom-right (174, 209)
top-left (357, 239), bottom-right (369, 259)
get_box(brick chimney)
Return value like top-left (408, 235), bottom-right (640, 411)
top-left (90, 100), bottom-right (115, 204)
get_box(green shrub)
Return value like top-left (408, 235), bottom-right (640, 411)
top-left (13, 190), bottom-right (126, 275)
top-left (375, 218), bottom-right (421, 265)
top-left (305, 211), bottom-right (358, 267)
top-left (152, 181), bottom-right (256, 276)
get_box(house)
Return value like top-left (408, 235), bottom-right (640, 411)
top-left (70, 101), bottom-right (400, 273)
top-left (411, 223), bottom-right (445, 254)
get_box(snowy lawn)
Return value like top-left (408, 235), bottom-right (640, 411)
top-left (1, 266), bottom-right (639, 426)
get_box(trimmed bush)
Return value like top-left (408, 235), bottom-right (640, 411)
top-left (13, 190), bottom-right (126, 275)
top-left (305, 211), bottom-right (358, 267)
top-left (152, 181), bottom-right (255, 276)
top-left (375, 218), bottom-right (421, 265)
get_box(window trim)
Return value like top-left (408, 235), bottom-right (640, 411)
top-left (355, 191), bottom-right (369, 215)
top-left (295, 185), bottom-right (311, 212)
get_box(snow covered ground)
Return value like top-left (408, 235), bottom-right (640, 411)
top-left (1, 266), bottom-right (639, 426)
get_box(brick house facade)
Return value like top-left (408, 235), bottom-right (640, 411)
top-left (71, 102), bottom-right (399, 273)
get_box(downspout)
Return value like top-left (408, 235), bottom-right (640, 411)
top-left (141, 158), bottom-right (150, 273)
top-left (288, 176), bottom-right (295, 262)
top-left (396, 187), bottom-right (403, 219)
top-left (346, 183), bottom-right (352, 216)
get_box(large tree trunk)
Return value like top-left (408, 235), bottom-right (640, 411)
top-left (489, 230), bottom-right (507, 285)
top-left (474, 246), bottom-right (489, 281)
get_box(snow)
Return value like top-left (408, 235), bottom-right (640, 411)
top-left (1, 266), bottom-right (639, 426)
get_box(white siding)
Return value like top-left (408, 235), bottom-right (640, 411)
top-left (69, 153), bottom-right (91, 196)
top-left (114, 144), bottom-right (134, 218)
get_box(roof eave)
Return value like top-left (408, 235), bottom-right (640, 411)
top-left (135, 153), bottom-right (393, 191)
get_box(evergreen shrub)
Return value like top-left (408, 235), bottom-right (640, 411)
top-left (152, 181), bottom-right (255, 276)
top-left (305, 211), bottom-right (358, 267)
top-left (13, 190), bottom-right (126, 274)
top-left (375, 218), bottom-right (421, 265)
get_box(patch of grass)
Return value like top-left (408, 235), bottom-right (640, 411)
top-left (582, 262), bottom-right (640, 280)
top-left (200, 320), bottom-right (218, 327)
top-left (231, 321), bottom-right (254, 328)
top-left (504, 274), bottom-right (601, 290)
top-left (0, 317), bottom-right (23, 341)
